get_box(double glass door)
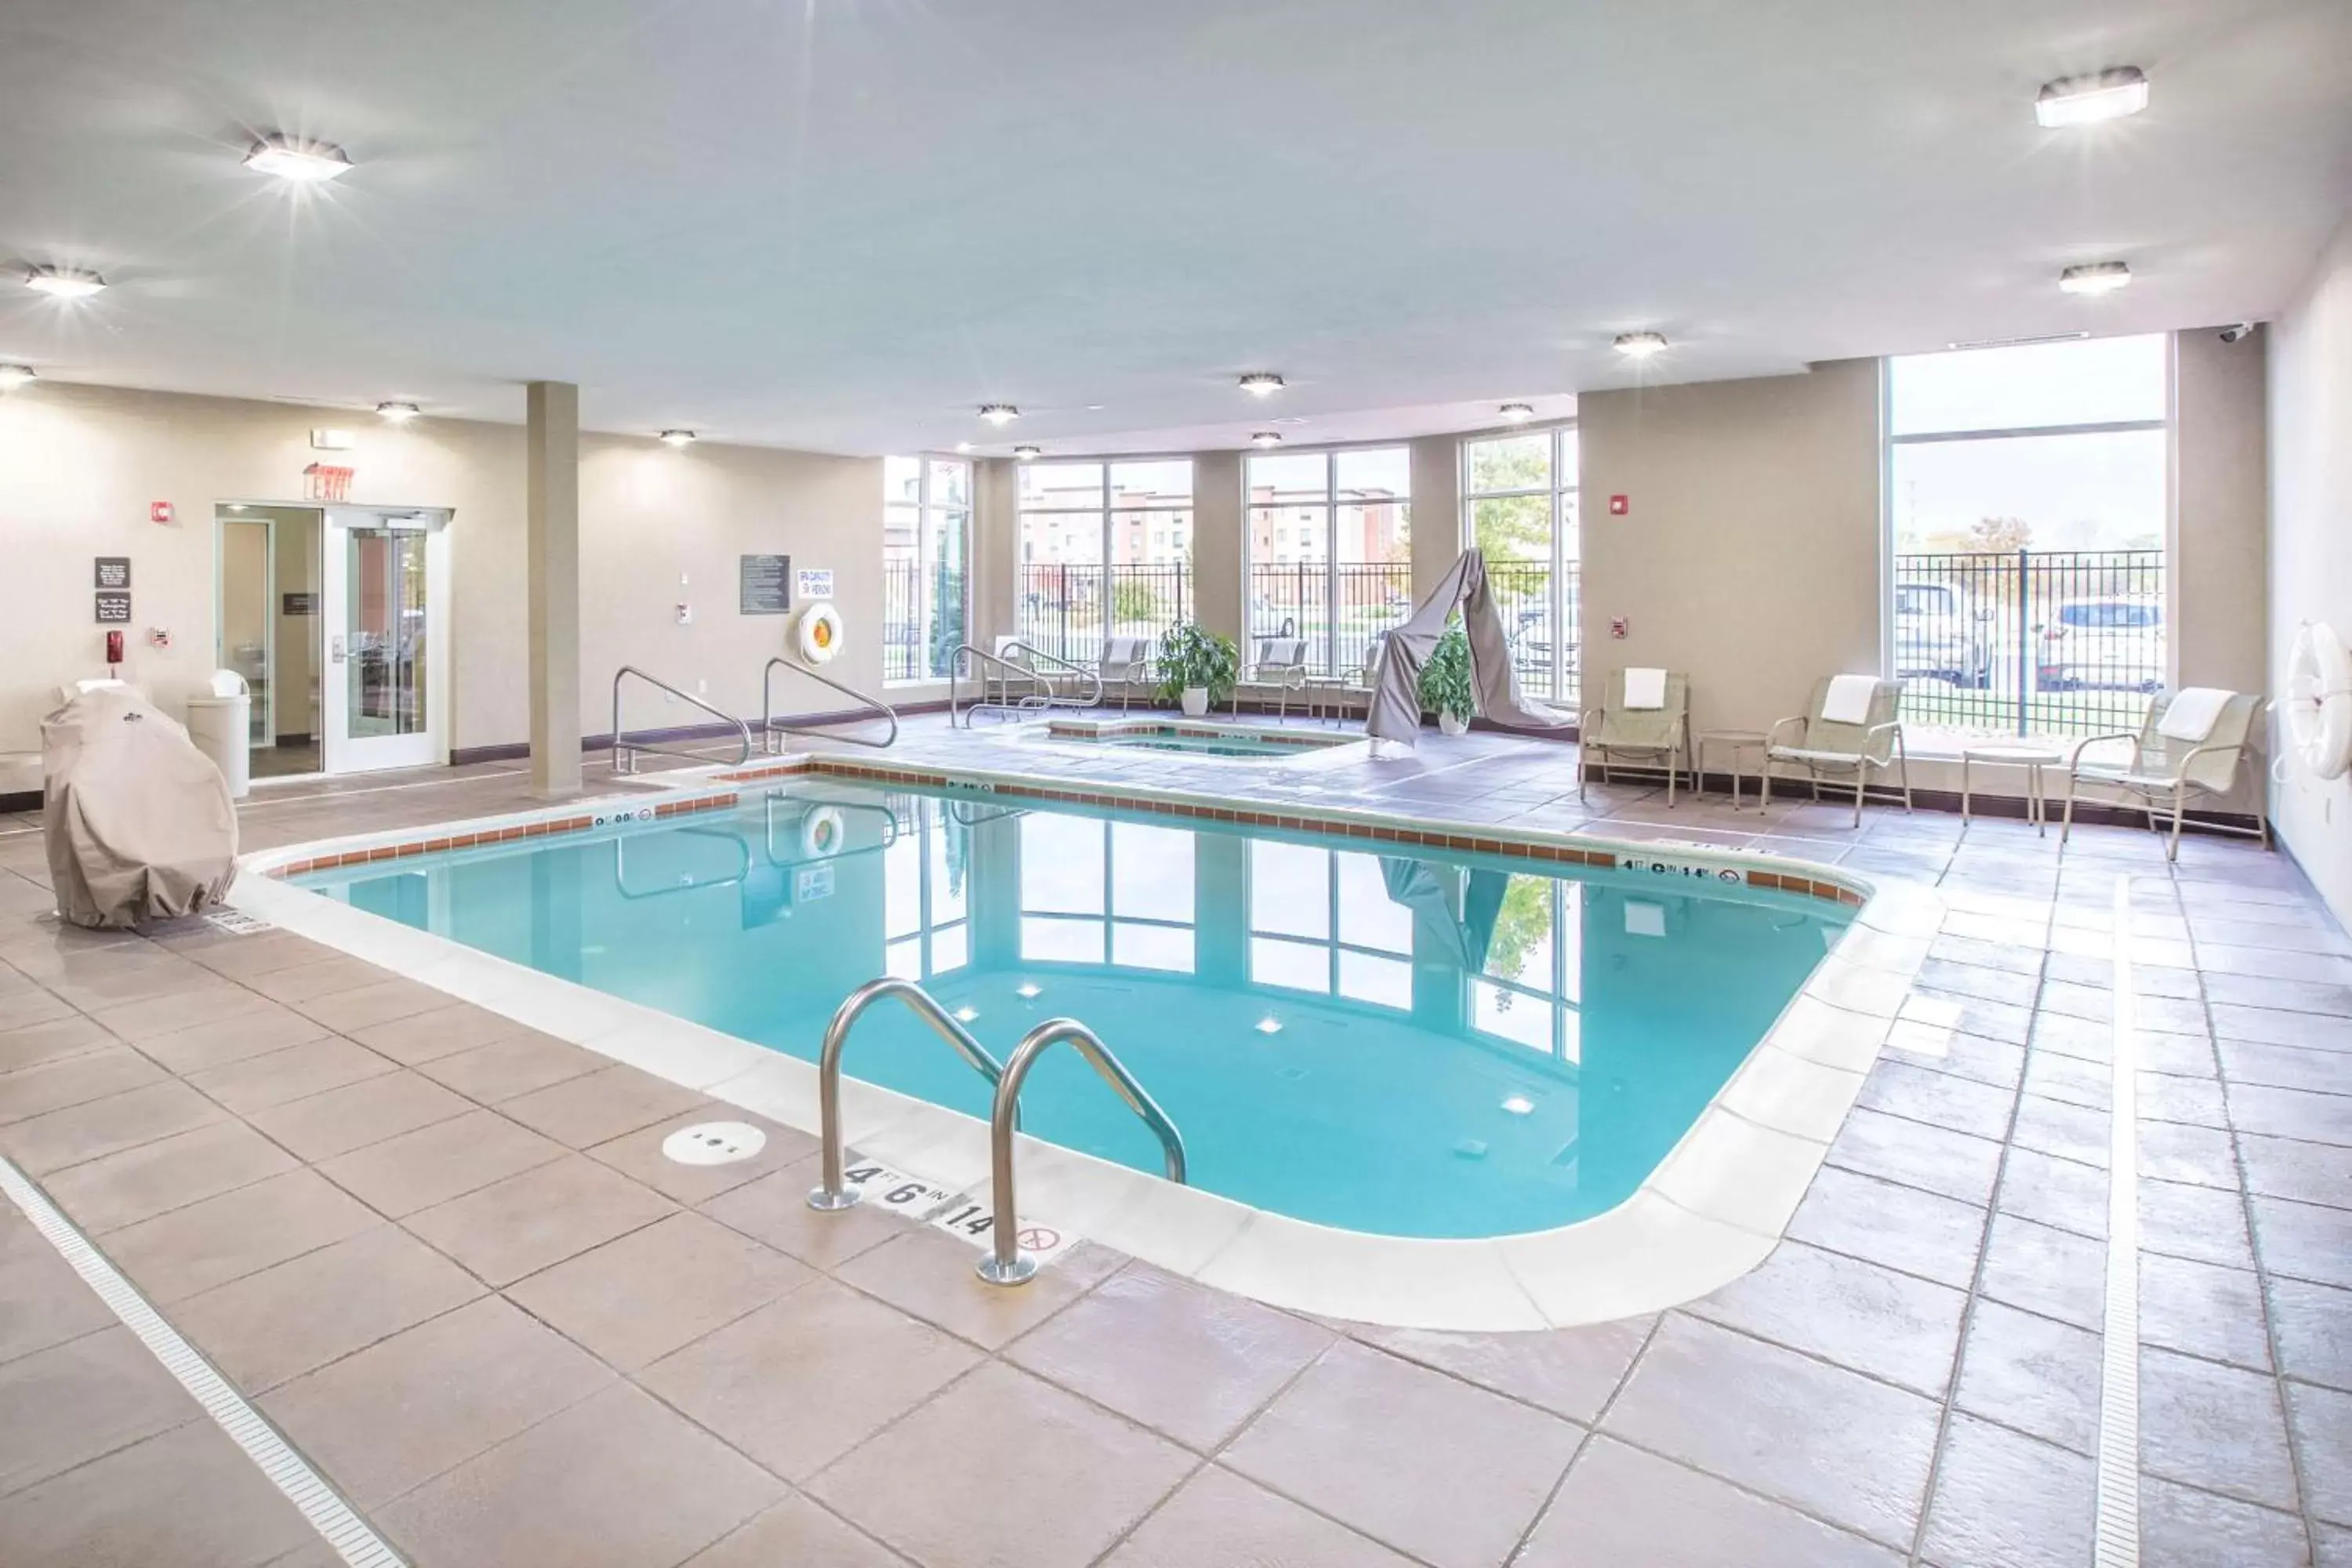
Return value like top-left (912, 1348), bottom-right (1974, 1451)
top-left (321, 508), bottom-right (448, 773)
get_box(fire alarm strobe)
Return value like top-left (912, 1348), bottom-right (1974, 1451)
top-left (1608, 495), bottom-right (1629, 516)
top-left (150, 501), bottom-right (174, 524)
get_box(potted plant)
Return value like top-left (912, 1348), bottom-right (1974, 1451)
top-left (1156, 621), bottom-right (1239, 717)
top-left (1420, 621), bottom-right (1475, 735)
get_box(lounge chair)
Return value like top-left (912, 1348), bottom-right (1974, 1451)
top-left (2059, 688), bottom-right (2266, 860)
top-left (1580, 667), bottom-right (1693, 804)
top-left (1098, 635), bottom-right (1155, 713)
top-left (1762, 676), bottom-right (1912, 826)
top-left (1236, 636), bottom-right (1311, 720)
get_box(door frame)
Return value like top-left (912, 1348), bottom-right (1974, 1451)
top-left (321, 506), bottom-right (454, 775)
top-left (212, 509), bottom-right (278, 750)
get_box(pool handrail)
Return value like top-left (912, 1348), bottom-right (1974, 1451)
top-left (762, 656), bottom-right (898, 752)
top-left (998, 639), bottom-right (1105, 712)
top-left (806, 977), bottom-right (1009, 1212)
top-left (611, 666), bottom-right (752, 775)
top-left (976, 1017), bottom-right (1187, 1287)
top-left (948, 642), bottom-right (1054, 728)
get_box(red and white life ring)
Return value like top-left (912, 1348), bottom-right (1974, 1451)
top-left (2286, 621), bottom-right (2352, 781)
top-left (797, 601), bottom-right (844, 666)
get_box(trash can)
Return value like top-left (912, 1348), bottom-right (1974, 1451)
top-left (185, 671), bottom-right (252, 800)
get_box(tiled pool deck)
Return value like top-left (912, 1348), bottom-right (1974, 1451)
top-left (2, 717), bottom-right (2347, 1567)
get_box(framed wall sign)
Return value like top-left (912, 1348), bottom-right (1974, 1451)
top-left (740, 554), bottom-right (791, 615)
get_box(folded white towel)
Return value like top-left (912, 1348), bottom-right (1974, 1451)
top-left (2157, 687), bottom-right (2231, 743)
top-left (1622, 667), bottom-right (1668, 710)
top-left (1820, 674), bottom-right (1878, 726)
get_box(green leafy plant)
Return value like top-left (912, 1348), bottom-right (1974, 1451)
top-left (1418, 620), bottom-right (1475, 723)
top-left (1156, 621), bottom-right (1240, 702)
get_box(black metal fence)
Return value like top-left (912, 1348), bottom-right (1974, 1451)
top-left (1246, 562), bottom-right (1413, 677)
top-left (1483, 561), bottom-right (1581, 709)
top-left (1894, 549), bottom-right (2165, 737)
top-left (883, 561), bottom-right (967, 683)
top-left (1016, 563), bottom-right (1191, 667)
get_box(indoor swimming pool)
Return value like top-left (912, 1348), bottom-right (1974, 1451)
top-left (1035, 720), bottom-right (1356, 760)
top-left (291, 780), bottom-right (1852, 1240)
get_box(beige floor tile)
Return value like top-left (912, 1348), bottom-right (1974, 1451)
top-left (0, 1327), bottom-right (196, 1496)
top-left (0, 1419), bottom-right (316, 1568)
top-left (315, 1108), bottom-right (567, 1218)
top-left (38, 1119), bottom-right (297, 1235)
top-left (245, 1069), bottom-right (472, 1162)
top-left (348, 1002), bottom-right (530, 1065)
top-left (587, 1109), bottom-right (818, 1206)
top-left (90, 985), bottom-right (284, 1044)
top-left (642, 1277), bottom-right (979, 1479)
top-left (499, 1065), bottom-right (710, 1148)
top-left (1349, 1314), bottom-right (1649, 1425)
top-left (2285, 1380), bottom-right (2352, 1524)
top-left (0, 1219), bottom-right (114, 1363)
top-left (185, 1036), bottom-right (397, 1114)
top-left (416, 1032), bottom-right (607, 1104)
top-left (1784, 1165), bottom-right (1988, 1289)
top-left (1687, 1240), bottom-right (1966, 1397)
top-left (698, 1161), bottom-right (911, 1268)
top-left (1104, 1465), bottom-right (1415, 1568)
top-left (1518, 1435), bottom-right (1900, 1567)
top-left (833, 1225), bottom-right (1119, 1351)
top-left (1976, 1212), bottom-right (2105, 1330)
top-left (259, 1294), bottom-right (612, 1506)
top-left (2139, 1250), bottom-right (2273, 1371)
top-left (1951, 1299), bottom-right (2101, 1454)
top-left (1602, 1314), bottom-right (1940, 1550)
top-left (133, 1007), bottom-right (333, 1076)
top-left (100, 1167), bottom-right (377, 1303)
top-left (1221, 1340), bottom-right (1581, 1568)
top-left (2140, 1477), bottom-right (2313, 1568)
top-left (171, 1225), bottom-right (485, 1392)
top-left (289, 975), bottom-right (453, 1033)
top-left (1825, 1105), bottom-right (2004, 1207)
top-left (403, 1153), bottom-right (676, 1286)
top-left (0, 1015), bottom-right (116, 1074)
top-left (0, 1080), bottom-right (230, 1175)
top-left (506, 1211), bottom-right (811, 1370)
top-left (811, 1361), bottom-right (1190, 1568)
top-left (0, 1046), bottom-right (165, 1125)
top-left (1918, 1414), bottom-right (2093, 1568)
top-left (1007, 1263), bottom-right (1332, 1449)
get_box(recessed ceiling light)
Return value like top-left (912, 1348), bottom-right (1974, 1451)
top-left (1613, 332), bottom-right (1668, 359)
top-left (659, 429), bottom-right (697, 447)
top-left (2058, 262), bottom-right (2131, 296)
top-left (25, 267), bottom-right (105, 299)
top-left (1254, 1015), bottom-right (1283, 1035)
top-left (1270, 416), bottom-right (1309, 426)
top-left (953, 441), bottom-right (975, 454)
top-left (244, 133), bottom-right (354, 182)
top-left (1497, 402), bottom-right (1535, 423)
top-left (1501, 1094), bottom-right (1535, 1116)
top-left (1239, 373), bottom-right (1285, 397)
top-left (2034, 67), bottom-right (2149, 128)
top-left (376, 401), bottom-right (419, 423)
top-left (1012, 445), bottom-right (1042, 461)
top-left (1250, 430), bottom-right (1283, 447)
top-left (0, 365), bottom-right (34, 390)
top-left (979, 403), bottom-right (1020, 426)
top-left (1015, 981), bottom-right (1042, 997)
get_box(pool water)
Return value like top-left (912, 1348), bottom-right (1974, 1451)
top-left (296, 782), bottom-right (1849, 1239)
top-left (1046, 724), bottom-right (1349, 759)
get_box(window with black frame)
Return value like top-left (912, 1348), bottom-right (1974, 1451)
top-left (1244, 447), bottom-right (1412, 678)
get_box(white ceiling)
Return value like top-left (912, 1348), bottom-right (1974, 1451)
top-left (2, 0), bottom-right (2347, 457)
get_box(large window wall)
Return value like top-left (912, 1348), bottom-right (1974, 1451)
top-left (1244, 447), bottom-right (1413, 677)
top-left (1887, 334), bottom-right (2168, 738)
top-left (1461, 428), bottom-right (1579, 708)
top-left (882, 457), bottom-right (971, 684)
top-left (1016, 460), bottom-right (1194, 666)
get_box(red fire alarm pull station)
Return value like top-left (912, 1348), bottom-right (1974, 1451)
top-left (1608, 494), bottom-right (1629, 516)
top-left (1610, 617), bottom-right (1629, 640)
top-left (150, 501), bottom-right (174, 525)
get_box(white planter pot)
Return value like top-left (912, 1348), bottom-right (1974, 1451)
top-left (1181, 688), bottom-right (1210, 717)
top-left (1438, 711), bottom-right (1469, 736)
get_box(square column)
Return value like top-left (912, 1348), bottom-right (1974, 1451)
top-left (526, 381), bottom-right (582, 796)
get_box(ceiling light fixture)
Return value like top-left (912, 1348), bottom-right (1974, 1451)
top-left (25, 267), bottom-right (105, 299)
top-left (1613, 331), bottom-right (1668, 359)
top-left (1250, 430), bottom-right (1283, 448)
top-left (1012, 445), bottom-right (1042, 461)
top-left (1497, 402), bottom-right (1535, 423)
top-left (953, 441), bottom-right (975, 454)
top-left (978, 403), bottom-right (1019, 426)
top-left (244, 133), bottom-right (354, 182)
top-left (659, 429), bottom-right (697, 447)
top-left (0, 365), bottom-right (34, 390)
top-left (2058, 261), bottom-right (2132, 296)
top-left (376, 401), bottom-right (419, 423)
top-left (2034, 67), bottom-right (2149, 128)
top-left (1239, 373), bottom-right (1285, 397)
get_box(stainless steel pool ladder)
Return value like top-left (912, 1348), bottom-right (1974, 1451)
top-left (949, 641), bottom-right (1102, 727)
top-left (761, 656), bottom-right (898, 752)
top-left (806, 978), bottom-right (1010, 1212)
top-left (611, 666), bottom-right (753, 774)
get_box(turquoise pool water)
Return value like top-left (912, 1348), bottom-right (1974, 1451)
top-left (296, 782), bottom-right (1848, 1238)
top-left (1052, 726), bottom-right (1346, 759)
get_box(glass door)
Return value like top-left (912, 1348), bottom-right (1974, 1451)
top-left (321, 507), bottom-right (449, 773)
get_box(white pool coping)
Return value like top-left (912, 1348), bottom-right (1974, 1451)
top-left (230, 753), bottom-right (1941, 1333)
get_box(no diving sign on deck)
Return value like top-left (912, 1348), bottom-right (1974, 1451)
top-left (837, 1159), bottom-right (1082, 1269)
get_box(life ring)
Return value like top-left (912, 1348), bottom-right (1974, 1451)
top-left (2286, 621), bottom-right (2352, 780)
top-left (800, 806), bottom-right (846, 859)
top-left (797, 601), bottom-right (844, 665)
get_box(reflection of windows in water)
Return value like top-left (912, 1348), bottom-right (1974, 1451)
top-left (1472, 876), bottom-right (1581, 1062)
top-left (1244, 842), bottom-right (1414, 1011)
top-left (882, 797), bottom-right (971, 982)
top-left (1017, 815), bottom-right (1196, 973)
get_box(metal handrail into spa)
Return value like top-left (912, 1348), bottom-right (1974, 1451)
top-left (999, 639), bottom-right (1105, 712)
top-left (761, 657), bottom-right (898, 752)
top-left (612, 826), bottom-right (751, 899)
top-left (805, 977), bottom-right (1011, 1212)
top-left (610, 666), bottom-right (753, 775)
top-left (976, 1018), bottom-right (1187, 1287)
top-left (948, 643), bottom-right (1054, 728)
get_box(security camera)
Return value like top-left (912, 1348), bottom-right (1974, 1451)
top-left (2219, 322), bottom-right (2256, 343)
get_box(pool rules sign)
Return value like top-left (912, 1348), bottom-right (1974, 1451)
top-left (94, 557), bottom-right (131, 623)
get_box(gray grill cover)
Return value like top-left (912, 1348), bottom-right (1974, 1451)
top-left (42, 688), bottom-right (238, 928)
top-left (1366, 549), bottom-right (1572, 746)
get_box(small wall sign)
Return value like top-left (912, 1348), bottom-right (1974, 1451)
top-left (94, 557), bottom-right (131, 590)
top-left (94, 591), bottom-right (132, 623)
top-left (739, 554), bottom-right (791, 615)
top-left (282, 591), bottom-right (317, 616)
top-left (795, 568), bottom-right (834, 602)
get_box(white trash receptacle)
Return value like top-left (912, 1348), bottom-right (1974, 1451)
top-left (185, 671), bottom-right (252, 800)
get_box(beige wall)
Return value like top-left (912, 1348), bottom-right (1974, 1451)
top-left (2176, 328), bottom-right (2272, 698)
top-left (0, 381), bottom-right (890, 789)
top-left (2267, 216), bottom-right (2352, 925)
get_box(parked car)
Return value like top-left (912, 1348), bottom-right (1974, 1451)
top-left (1894, 582), bottom-right (1991, 688)
top-left (2037, 595), bottom-right (2164, 691)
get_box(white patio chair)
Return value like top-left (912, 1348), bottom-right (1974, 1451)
top-left (1235, 636), bottom-right (1310, 720)
top-left (1580, 668), bottom-right (1693, 805)
top-left (2059, 688), bottom-right (2266, 861)
top-left (1098, 635), bottom-right (1155, 713)
top-left (1762, 675), bottom-right (1912, 826)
